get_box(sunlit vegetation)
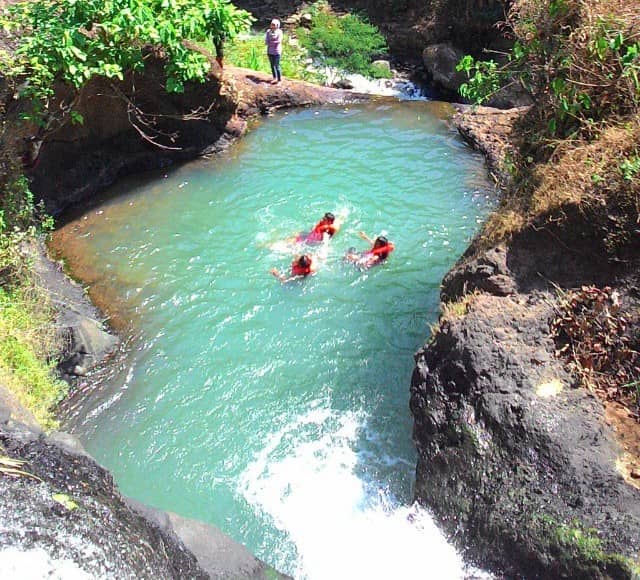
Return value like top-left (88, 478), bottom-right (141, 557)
top-left (224, 1), bottom-right (390, 81)
top-left (456, 0), bottom-right (639, 256)
top-left (222, 33), bottom-right (323, 83)
top-left (296, 1), bottom-right (390, 79)
top-left (0, 0), bottom-right (253, 123)
top-left (0, 268), bottom-right (68, 429)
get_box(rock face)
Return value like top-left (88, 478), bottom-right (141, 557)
top-left (423, 43), bottom-right (533, 107)
top-left (0, 413), bottom-right (289, 579)
top-left (19, 60), bottom-right (361, 216)
top-left (422, 43), bottom-right (468, 99)
top-left (452, 105), bottom-right (528, 184)
top-left (410, 106), bottom-right (640, 577)
top-left (410, 287), bottom-right (640, 577)
top-left (27, 240), bottom-right (119, 381)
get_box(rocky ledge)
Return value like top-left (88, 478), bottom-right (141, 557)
top-left (0, 412), bottom-right (289, 579)
top-left (410, 288), bottom-right (640, 578)
top-left (410, 106), bottom-right (640, 578)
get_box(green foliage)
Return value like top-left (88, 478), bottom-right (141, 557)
top-left (0, 285), bottom-right (68, 429)
top-left (456, 1), bottom-right (640, 140)
top-left (1, 0), bottom-right (254, 113)
top-left (456, 55), bottom-right (501, 104)
top-left (555, 523), bottom-right (604, 561)
top-left (0, 156), bottom-right (52, 253)
top-left (588, 21), bottom-right (640, 98)
top-left (532, 514), bottom-right (640, 577)
top-left (296, 1), bottom-right (389, 78)
top-left (0, 149), bottom-right (62, 430)
top-left (620, 154), bottom-right (640, 181)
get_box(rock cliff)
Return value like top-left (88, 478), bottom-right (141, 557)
top-left (410, 106), bottom-right (640, 577)
top-left (2, 2), bottom-right (638, 578)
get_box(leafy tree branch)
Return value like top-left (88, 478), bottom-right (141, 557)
top-left (1, 0), bottom-right (253, 142)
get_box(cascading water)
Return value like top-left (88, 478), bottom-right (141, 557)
top-left (54, 101), bottom-right (494, 579)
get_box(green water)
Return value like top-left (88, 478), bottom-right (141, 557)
top-left (60, 101), bottom-right (494, 578)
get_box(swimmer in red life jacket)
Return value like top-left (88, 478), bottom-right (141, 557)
top-left (344, 231), bottom-right (395, 269)
top-left (296, 212), bottom-right (341, 244)
top-left (270, 254), bottom-right (317, 283)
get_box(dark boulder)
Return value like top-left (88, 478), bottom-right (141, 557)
top-left (410, 291), bottom-right (640, 578)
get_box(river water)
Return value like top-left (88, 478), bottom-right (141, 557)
top-left (53, 100), bottom-right (494, 578)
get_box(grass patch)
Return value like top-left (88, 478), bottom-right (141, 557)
top-left (0, 152), bottom-right (66, 430)
top-left (440, 290), bottom-right (479, 321)
top-left (533, 514), bottom-right (640, 577)
top-left (428, 291), bottom-right (480, 339)
top-left (220, 33), bottom-right (323, 83)
top-left (0, 272), bottom-right (67, 430)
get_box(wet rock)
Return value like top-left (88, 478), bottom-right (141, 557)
top-left (26, 240), bottom-right (120, 380)
top-left (0, 419), bottom-right (290, 579)
top-left (333, 78), bottom-right (355, 90)
top-left (371, 59), bottom-right (391, 72)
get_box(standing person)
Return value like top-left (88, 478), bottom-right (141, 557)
top-left (265, 18), bottom-right (283, 84)
top-left (213, 34), bottom-right (225, 69)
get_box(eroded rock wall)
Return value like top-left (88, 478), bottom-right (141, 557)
top-left (410, 287), bottom-right (640, 577)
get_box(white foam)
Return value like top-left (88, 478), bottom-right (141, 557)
top-left (0, 547), bottom-right (93, 580)
top-left (239, 404), bottom-right (484, 579)
top-left (319, 67), bottom-right (426, 100)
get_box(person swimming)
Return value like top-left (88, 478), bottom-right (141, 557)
top-left (344, 231), bottom-right (395, 269)
top-left (296, 212), bottom-right (341, 244)
top-left (270, 254), bottom-right (317, 283)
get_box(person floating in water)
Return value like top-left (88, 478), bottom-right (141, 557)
top-left (271, 254), bottom-right (317, 283)
top-left (344, 231), bottom-right (395, 269)
top-left (296, 212), bottom-right (341, 244)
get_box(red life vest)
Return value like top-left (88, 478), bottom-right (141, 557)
top-left (368, 242), bottom-right (395, 258)
top-left (291, 259), bottom-right (313, 276)
top-left (297, 221), bottom-right (336, 244)
top-left (312, 221), bottom-right (336, 237)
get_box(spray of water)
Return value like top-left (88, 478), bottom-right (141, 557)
top-left (239, 403), bottom-right (481, 579)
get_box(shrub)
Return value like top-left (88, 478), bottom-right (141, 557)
top-left (0, 0), bottom-right (254, 120)
top-left (296, 1), bottom-right (389, 78)
top-left (457, 1), bottom-right (640, 142)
